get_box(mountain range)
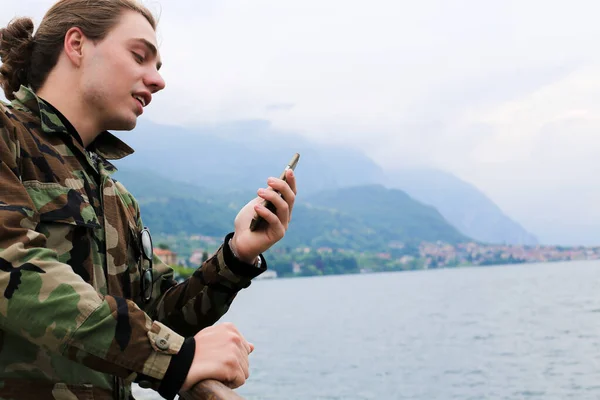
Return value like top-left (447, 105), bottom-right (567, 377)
top-left (110, 119), bottom-right (538, 246)
top-left (114, 169), bottom-right (468, 251)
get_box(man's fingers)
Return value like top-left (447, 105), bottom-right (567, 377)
top-left (254, 201), bottom-right (283, 229)
top-left (254, 171), bottom-right (297, 228)
top-left (227, 349), bottom-right (248, 388)
top-left (239, 351), bottom-right (250, 380)
top-left (283, 171), bottom-right (297, 221)
top-left (187, 323), bottom-right (255, 392)
top-left (224, 322), bottom-right (253, 353)
top-left (258, 188), bottom-right (289, 217)
top-left (275, 198), bottom-right (290, 228)
top-left (259, 183), bottom-right (294, 226)
top-left (227, 373), bottom-right (246, 389)
top-left (266, 177), bottom-right (296, 211)
top-left (286, 169), bottom-right (297, 195)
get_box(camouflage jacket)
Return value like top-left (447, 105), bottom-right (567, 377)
top-left (0, 86), bottom-right (266, 399)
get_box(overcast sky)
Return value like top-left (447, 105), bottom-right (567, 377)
top-left (4, 0), bottom-right (600, 245)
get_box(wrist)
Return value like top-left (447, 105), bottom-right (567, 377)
top-left (158, 337), bottom-right (196, 398)
top-left (229, 237), bottom-right (259, 265)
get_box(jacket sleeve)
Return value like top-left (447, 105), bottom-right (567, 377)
top-left (0, 120), bottom-right (183, 382)
top-left (134, 208), bottom-right (267, 338)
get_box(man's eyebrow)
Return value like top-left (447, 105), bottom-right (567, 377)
top-left (131, 38), bottom-right (163, 70)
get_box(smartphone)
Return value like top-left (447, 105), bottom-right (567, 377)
top-left (250, 153), bottom-right (300, 231)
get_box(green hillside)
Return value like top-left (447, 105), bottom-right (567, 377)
top-left (303, 185), bottom-right (469, 245)
top-left (114, 169), bottom-right (471, 252)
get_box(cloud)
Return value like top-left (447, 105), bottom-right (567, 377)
top-left (447, 64), bottom-right (600, 244)
top-left (265, 103), bottom-right (295, 112)
top-left (4, 0), bottom-right (600, 244)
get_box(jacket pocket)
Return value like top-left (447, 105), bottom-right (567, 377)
top-left (23, 181), bottom-right (101, 229)
top-left (22, 181), bottom-right (102, 283)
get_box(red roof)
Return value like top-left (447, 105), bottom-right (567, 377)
top-left (154, 249), bottom-right (175, 256)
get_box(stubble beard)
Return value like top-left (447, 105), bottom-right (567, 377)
top-left (82, 83), bottom-right (137, 133)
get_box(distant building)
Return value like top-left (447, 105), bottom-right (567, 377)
top-left (189, 250), bottom-right (204, 266)
top-left (189, 249), bottom-right (212, 266)
top-left (154, 248), bottom-right (177, 265)
top-left (292, 262), bottom-right (302, 274)
top-left (399, 255), bottom-right (415, 264)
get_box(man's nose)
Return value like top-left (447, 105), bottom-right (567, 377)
top-left (145, 69), bottom-right (166, 93)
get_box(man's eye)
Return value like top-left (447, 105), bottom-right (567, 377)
top-left (132, 52), bottom-right (145, 63)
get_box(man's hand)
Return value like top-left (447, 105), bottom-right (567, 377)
top-left (231, 169), bottom-right (297, 263)
top-left (181, 323), bottom-right (254, 392)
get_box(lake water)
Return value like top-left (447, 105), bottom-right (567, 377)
top-left (134, 260), bottom-right (600, 399)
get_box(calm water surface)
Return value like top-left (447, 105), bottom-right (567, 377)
top-left (134, 260), bottom-right (600, 399)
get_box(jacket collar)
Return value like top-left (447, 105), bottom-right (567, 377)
top-left (11, 85), bottom-right (135, 161)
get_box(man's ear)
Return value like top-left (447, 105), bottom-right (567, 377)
top-left (63, 27), bottom-right (86, 67)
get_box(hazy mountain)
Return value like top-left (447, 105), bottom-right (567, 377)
top-left (112, 119), bottom-right (385, 195)
top-left (111, 120), bottom-right (537, 245)
top-left (385, 168), bottom-right (539, 246)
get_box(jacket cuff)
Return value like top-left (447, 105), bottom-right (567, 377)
top-left (223, 232), bottom-right (267, 279)
top-left (157, 336), bottom-right (196, 400)
top-left (133, 321), bottom-right (186, 393)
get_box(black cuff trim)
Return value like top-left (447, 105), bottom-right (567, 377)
top-left (223, 232), bottom-right (267, 279)
top-left (157, 336), bottom-right (196, 400)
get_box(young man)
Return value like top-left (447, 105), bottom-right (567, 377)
top-left (0, 1), bottom-right (297, 399)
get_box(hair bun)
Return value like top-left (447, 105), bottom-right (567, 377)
top-left (0, 17), bottom-right (35, 100)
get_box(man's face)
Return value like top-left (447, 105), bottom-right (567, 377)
top-left (80, 10), bottom-right (165, 132)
